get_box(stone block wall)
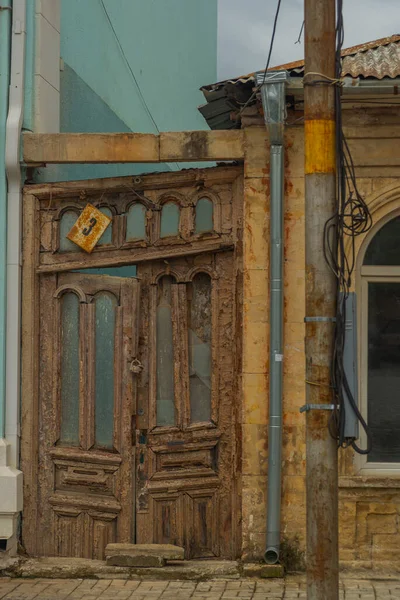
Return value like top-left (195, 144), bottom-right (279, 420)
top-left (240, 126), bottom-right (307, 561)
top-left (239, 111), bottom-right (400, 570)
top-left (339, 489), bottom-right (400, 568)
top-left (240, 128), bottom-right (270, 560)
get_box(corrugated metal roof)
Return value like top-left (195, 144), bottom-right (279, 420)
top-left (202, 34), bottom-right (400, 92)
top-left (199, 35), bottom-right (400, 130)
top-left (342, 39), bottom-right (400, 79)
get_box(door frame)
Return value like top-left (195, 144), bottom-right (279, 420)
top-left (21, 166), bottom-right (243, 558)
top-left (21, 193), bottom-right (41, 553)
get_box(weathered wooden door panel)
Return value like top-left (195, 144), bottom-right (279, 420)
top-left (135, 253), bottom-right (236, 559)
top-left (22, 167), bottom-right (242, 560)
top-left (36, 272), bottom-right (139, 559)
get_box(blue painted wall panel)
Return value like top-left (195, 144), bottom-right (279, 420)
top-left (61, 0), bottom-right (216, 134)
top-left (35, 63), bottom-right (164, 182)
top-left (36, 0), bottom-right (217, 182)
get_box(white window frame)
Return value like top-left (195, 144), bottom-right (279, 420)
top-left (357, 209), bottom-right (400, 474)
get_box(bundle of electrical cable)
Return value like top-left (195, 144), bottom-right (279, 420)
top-left (324, 0), bottom-right (373, 454)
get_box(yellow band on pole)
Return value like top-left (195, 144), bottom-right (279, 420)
top-left (305, 119), bottom-right (336, 174)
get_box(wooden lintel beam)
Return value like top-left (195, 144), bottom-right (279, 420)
top-left (159, 130), bottom-right (244, 162)
top-left (23, 133), bottom-right (160, 164)
top-left (23, 131), bottom-right (245, 165)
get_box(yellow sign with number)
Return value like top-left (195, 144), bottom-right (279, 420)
top-left (67, 203), bottom-right (112, 253)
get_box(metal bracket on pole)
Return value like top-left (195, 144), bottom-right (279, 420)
top-left (300, 404), bottom-right (338, 413)
top-left (304, 316), bottom-right (336, 322)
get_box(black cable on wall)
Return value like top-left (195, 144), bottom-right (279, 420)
top-left (324, 0), bottom-right (373, 454)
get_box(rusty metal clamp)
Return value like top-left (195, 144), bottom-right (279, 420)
top-left (300, 404), bottom-right (338, 413)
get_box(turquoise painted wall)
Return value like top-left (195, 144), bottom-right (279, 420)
top-left (0, 0), bottom-right (11, 438)
top-left (23, 0), bottom-right (35, 133)
top-left (36, 0), bottom-right (217, 182)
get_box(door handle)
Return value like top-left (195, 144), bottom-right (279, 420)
top-left (129, 358), bottom-right (143, 374)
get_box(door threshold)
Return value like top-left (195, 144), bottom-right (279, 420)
top-left (2, 556), bottom-right (244, 581)
top-left (0, 557), bottom-right (284, 581)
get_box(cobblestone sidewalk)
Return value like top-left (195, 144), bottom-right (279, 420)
top-left (0, 578), bottom-right (400, 600)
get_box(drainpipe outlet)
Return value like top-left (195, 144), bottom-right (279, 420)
top-left (264, 547), bottom-right (280, 565)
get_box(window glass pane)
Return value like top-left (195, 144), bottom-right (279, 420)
top-left (188, 273), bottom-right (212, 423)
top-left (364, 216), bottom-right (400, 265)
top-left (60, 210), bottom-right (81, 253)
top-left (160, 202), bottom-right (179, 238)
top-left (97, 207), bottom-right (113, 246)
top-left (95, 292), bottom-right (117, 448)
top-left (126, 203), bottom-right (146, 240)
top-left (60, 293), bottom-right (80, 445)
top-left (195, 198), bottom-right (213, 233)
top-left (156, 276), bottom-right (176, 426)
top-left (368, 281), bottom-right (400, 462)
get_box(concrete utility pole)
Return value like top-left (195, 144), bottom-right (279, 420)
top-left (304, 0), bottom-right (339, 599)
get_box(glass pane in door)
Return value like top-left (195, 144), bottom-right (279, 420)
top-left (97, 207), bottom-right (113, 246)
top-left (188, 273), bottom-right (212, 423)
top-left (160, 203), bottom-right (179, 238)
top-left (195, 198), bottom-right (213, 233)
top-left (95, 291), bottom-right (117, 448)
top-left (156, 276), bottom-right (176, 426)
top-left (60, 292), bottom-right (80, 445)
top-left (126, 203), bottom-right (146, 240)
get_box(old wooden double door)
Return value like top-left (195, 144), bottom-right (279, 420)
top-left (23, 168), bottom-right (240, 560)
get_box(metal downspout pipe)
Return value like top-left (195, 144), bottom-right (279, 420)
top-left (0, 0), bottom-right (12, 442)
top-left (5, 0), bottom-right (26, 468)
top-left (256, 70), bottom-right (288, 565)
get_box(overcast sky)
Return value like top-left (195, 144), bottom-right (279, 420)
top-left (218, 0), bottom-right (400, 80)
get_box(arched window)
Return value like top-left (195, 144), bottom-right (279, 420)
top-left (156, 276), bottom-right (176, 425)
top-left (364, 216), bottom-right (400, 265)
top-left (160, 202), bottom-right (180, 238)
top-left (126, 203), bottom-right (146, 241)
top-left (59, 210), bottom-right (81, 252)
top-left (195, 198), bottom-right (213, 234)
top-left (187, 273), bottom-right (212, 423)
top-left (362, 215), bottom-right (400, 465)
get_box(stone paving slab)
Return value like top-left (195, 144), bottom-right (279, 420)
top-left (6, 558), bottom-right (241, 581)
top-left (0, 578), bottom-right (399, 600)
